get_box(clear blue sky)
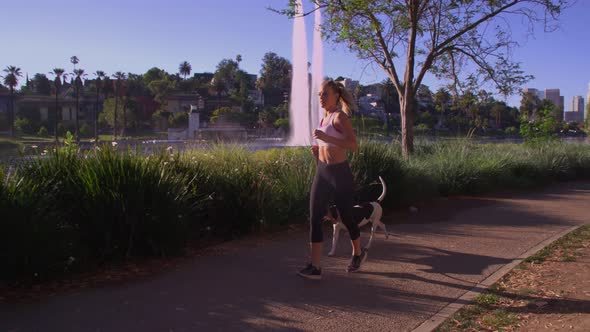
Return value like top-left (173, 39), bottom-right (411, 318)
top-left (1, 0), bottom-right (589, 110)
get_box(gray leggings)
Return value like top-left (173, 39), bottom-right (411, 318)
top-left (309, 160), bottom-right (360, 243)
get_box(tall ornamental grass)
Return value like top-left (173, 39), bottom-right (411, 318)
top-left (1, 140), bottom-right (589, 282)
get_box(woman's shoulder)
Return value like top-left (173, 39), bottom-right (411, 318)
top-left (334, 110), bottom-right (351, 121)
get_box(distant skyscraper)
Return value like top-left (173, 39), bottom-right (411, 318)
top-left (522, 87), bottom-right (564, 121)
top-left (572, 96), bottom-right (584, 113)
top-left (545, 89), bottom-right (564, 121)
top-left (565, 96), bottom-right (585, 123)
top-left (523, 88), bottom-right (545, 100)
top-left (545, 89), bottom-right (563, 108)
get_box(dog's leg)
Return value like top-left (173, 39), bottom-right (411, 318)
top-left (373, 203), bottom-right (389, 239)
top-left (366, 223), bottom-right (376, 250)
top-left (377, 220), bottom-right (389, 239)
top-left (328, 224), bottom-right (342, 256)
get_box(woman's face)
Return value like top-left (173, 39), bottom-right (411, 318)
top-left (319, 85), bottom-right (339, 111)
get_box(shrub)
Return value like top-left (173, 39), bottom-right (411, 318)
top-left (1, 146), bottom-right (207, 282)
top-left (79, 123), bottom-right (92, 138)
top-left (37, 126), bottom-right (49, 137)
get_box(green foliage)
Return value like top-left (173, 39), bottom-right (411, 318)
top-left (416, 111), bottom-right (436, 128)
top-left (37, 126), bottom-right (49, 137)
top-left (212, 59), bottom-right (239, 96)
top-left (79, 123), bottom-right (92, 138)
top-left (14, 117), bottom-right (34, 136)
top-left (258, 104), bottom-right (288, 128)
top-left (179, 61), bottom-right (192, 79)
top-left (258, 109), bottom-right (278, 128)
top-left (256, 52), bottom-right (292, 107)
top-left (520, 103), bottom-right (559, 143)
top-left (210, 107), bottom-right (248, 125)
top-left (416, 123), bottom-right (430, 132)
top-left (2, 66), bottom-right (22, 89)
top-left (351, 116), bottom-right (383, 134)
top-left (274, 118), bottom-right (289, 129)
top-left (100, 97), bottom-right (138, 131)
top-left (1, 146), bottom-right (205, 282)
top-left (168, 112), bottom-right (188, 128)
top-left (381, 80), bottom-right (400, 114)
top-left (143, 67), bottom-right (167, 87)
top-left (147, 73), bottom-right (176, 105)
top-left (504, 126), bottom-right (518, 136)
top-left (22, 73), bottom-right (52, 95)
top-left (57, 123), bottom-right (66, 136)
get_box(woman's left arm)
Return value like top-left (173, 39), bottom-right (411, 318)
top-left (318, 112), bottom-right (358, 152)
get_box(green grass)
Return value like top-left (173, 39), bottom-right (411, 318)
top-left (435, 305), bottom-right (484, 331)
top-left (475, 293), bottom-right (500, 305)
top-left (0, 138), bottom-right (24, 158)
top-left (6, 133), bottom-right (161, 144)
top-left (480, 309), bottom-right (517, 330)
top-left (525, 224), bottom-right (590, 264)
top-left (18, 135), bottom-right (56, 142)
top-left (438, 294), bottom-right (513, 331)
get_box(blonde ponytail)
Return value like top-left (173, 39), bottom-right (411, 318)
top-left (321, 80), bottom-right (357, 117)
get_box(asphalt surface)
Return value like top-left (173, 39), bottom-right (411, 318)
top-left (1, 182), bottom-right (589, 332)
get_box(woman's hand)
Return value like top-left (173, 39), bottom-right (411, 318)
top-left (311, 144), bottom-right (319, 159)
top-left (313, 129), bottom-right (327, 142)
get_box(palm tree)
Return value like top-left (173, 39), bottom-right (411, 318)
top-left (70, 56), bottom-right (79, 70)
top-left (2, 66), bottom-right (22, 138)
top-left (93, 70), bottom-right (106, 142)
top-left (72, 68), bottom-right (87, 142)
top-left (179, 61), bottom-right (192, 80)
top-left (112, 71), bottom-right (126, 140)
top-left (50, 68), bottom-right (66, 143)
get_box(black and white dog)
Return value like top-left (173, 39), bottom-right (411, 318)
top-left (324, 176), bottom-right (389, 256)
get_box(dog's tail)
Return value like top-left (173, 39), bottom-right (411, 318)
top-left (377, 176), bottom-right (387, 203)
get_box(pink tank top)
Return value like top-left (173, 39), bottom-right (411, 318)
top-left (316, 111), bottom-right (345, 147)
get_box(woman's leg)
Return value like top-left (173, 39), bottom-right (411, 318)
top-left (308, 163), bottom-right (332, 267)
top-left (331, 163), bottom-right (360, 245)
top-left (310, 243), bottom-right (322, 268)
top-left (330, 162), bottom-right (367, 272)
top-left (334, 192), bottom-right (362, 256)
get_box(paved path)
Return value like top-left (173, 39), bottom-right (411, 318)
top-left (1, 182), bottom-right (589, 332)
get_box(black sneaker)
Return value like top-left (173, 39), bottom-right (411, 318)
top-left (347, 248), bottom-right (368, 273)
top-left (297, 263), bottom-right (322, 280)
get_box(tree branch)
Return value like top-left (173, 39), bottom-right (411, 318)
top-left (434, 0), bottom-right (520, 54)
top-left (366, 10), bottom-right (403, 94)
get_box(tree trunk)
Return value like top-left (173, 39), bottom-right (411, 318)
top-left (9, 89), bottom-right (15, 138)
top-left (114, 95), bottom-right (119, 141)
top-left (55, 90), bottom-right (59, 143)
top-left (75, 89), bottom-right (80, 142)
top-left (400, 1), bottom-right (419, 160)
top-left (95, 88), bottom-right (100, 143)
top-left (122, 98), bottom-right (127, 138)
top-left (400, 95), bottom-right (414, 159)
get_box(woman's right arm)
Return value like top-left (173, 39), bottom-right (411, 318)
top-left (311, 144), bottom-right (319, 161)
